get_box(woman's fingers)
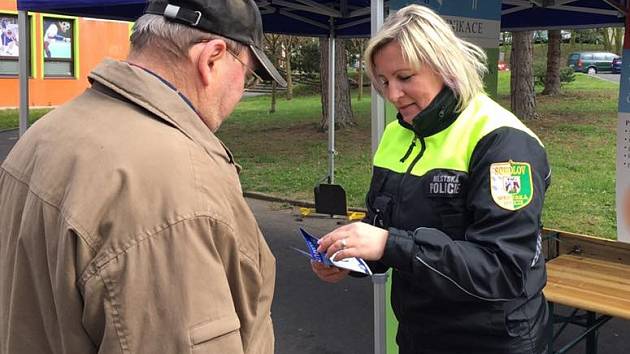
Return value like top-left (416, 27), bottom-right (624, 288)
top-left (317, 222), bottom-right (389, 261)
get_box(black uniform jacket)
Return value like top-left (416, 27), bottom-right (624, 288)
top-left (366, 87), bottom-right (552, 354)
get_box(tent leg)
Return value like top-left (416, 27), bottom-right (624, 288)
top-left (18, 10), bottom-right (30, 137)
top-left (373, 273), bottom-right (388, 354)
top-left (370, 0), bottom-right (385, 155)
top-left (328, 21), bottom-right (335, 184)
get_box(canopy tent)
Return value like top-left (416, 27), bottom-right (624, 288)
top-left (501, 0), bottom-right (627, 30)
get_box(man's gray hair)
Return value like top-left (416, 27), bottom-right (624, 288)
top-left (365, 4), bottom-right (488, 112)
top-left (130, 14), bottom-right (246, 60)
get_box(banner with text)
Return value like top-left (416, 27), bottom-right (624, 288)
top-left (390, 0), bottom-right (501, 96)
top-left (617, 18), bottom-right (630, 242)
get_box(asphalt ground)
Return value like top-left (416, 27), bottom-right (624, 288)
top-left (0, 129), bottom-right (18, 163)
top-left (1, 128), bottom-right (629, 354)
top-left (594, 73), bottom-right (620, 84)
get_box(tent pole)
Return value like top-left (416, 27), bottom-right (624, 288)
top-left (18, 10), bottom-right (30, 137)
top-left (370, 0), bottom-right (385, 155)
top-left (370, 5), bottom-right (387, 354)
top-left (328, 18), bottom-right (336, 184)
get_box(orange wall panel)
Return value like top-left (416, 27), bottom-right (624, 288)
top-left (0, 0), bottom-right (16, 11)
top-left (1, 3), bottom-right (131, 107)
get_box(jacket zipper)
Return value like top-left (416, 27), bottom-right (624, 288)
top-left (399, 137), bottom-right (417, 163)
top-left (394, 136), bottom-right (426, 224)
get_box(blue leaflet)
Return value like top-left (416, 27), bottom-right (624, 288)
top-left (298, 227), bottom-right (333, 266)
top-left (296, 227), bottom-right (373, 275)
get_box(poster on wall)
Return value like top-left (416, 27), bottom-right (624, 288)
top-left (0, 15), bottom-right (19, 57)
top-left (43, 18), bottom-right (72, 59)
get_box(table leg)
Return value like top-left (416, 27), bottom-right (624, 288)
top-left (585, 311), bottom-right (598, 354)
top-left (547, 302), bottom-right (555, 354)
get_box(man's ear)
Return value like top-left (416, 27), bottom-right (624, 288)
top-left (196, 39), bottom-right (227, 87)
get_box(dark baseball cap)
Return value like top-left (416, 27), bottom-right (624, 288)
top-left (145, 0), bottom-right (287, 87)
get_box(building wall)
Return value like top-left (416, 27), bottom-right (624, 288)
top-left (0, 0), bottom-right (131, 107)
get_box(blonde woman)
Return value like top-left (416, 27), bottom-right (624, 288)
top-left (314, 4), bottom-right (551, 354)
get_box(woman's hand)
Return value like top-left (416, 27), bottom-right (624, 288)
top-left (311, 261), bottom-right (349, 283)
top-left (316, 222), bottom-right (388, 261)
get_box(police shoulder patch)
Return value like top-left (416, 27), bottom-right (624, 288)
top-left (489, 160), bottom-right (533, 211)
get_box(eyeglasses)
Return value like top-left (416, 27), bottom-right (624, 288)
top-left (191, 38), bottom-right (264, 89)
top-left (226, 49), bottom-right (263, 89)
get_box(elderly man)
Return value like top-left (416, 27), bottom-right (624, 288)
top-left (0, 1), bottom-right (285, 353)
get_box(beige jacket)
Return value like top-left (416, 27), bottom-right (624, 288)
top-left (0, 59), bottom-right (276, 354)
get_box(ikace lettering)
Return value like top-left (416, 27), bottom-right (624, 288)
top-left (490, 161), bottom-right (533, 211)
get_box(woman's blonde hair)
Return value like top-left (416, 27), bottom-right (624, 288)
top-left (365, 4), bottom-right (488, 112)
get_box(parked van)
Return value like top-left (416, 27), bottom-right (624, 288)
top-left (567, 51), bottom-right (619, 74)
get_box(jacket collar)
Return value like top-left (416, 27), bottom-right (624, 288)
top-left (397, 86), bottom-right (459, 138)
top-left (88, 59), bottom-right (238, 168)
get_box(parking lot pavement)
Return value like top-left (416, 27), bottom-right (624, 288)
top-left (595, 73), bottom-right (620, 84)
top-left (249, 198), bottom-right (374, 354)
top-left (0, 129), bottom-right (18, 162)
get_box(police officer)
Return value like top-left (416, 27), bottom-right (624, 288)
top-left (314, 4), bottom-right (551, 354)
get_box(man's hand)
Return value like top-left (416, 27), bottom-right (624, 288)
top-left (311, 261), bottom-right (349, 283)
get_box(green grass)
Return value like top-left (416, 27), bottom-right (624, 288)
top-left (0, 108), bottom-right (52, 131)
top-left (218, 92), bottom-right (374, 204)
top-left (221, 73), bottom-right (621, 239)
top-left (1, 74), bottom-right (621, 239)
top-left (498, 72), bottom-right (619, 238)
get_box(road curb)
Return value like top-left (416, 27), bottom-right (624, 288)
top-left (243, 191), bottom-right (367, 213)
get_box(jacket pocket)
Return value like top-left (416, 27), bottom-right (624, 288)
top-left (190, 315), bottom-right (242, 351)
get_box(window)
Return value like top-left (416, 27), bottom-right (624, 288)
top-left (0, 14), bottom-right (20, 76)
top-left (43, 17), bottom-right (74, 77)
top-left (593, 53), bottom-right (605, 60)
top-left (582, 54), bottom-right (593, 60)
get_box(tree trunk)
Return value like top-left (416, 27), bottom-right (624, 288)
top-left (269, 82), bottom-right (277, 113)
top-left (319, 37), bottom-right (355, 131)
top-left (264, 34), bottom-right (281, 113)
top-left (600, 28), bottom-right (613, 52)
top-left (542, 29), bottom-right (561, 96)
top-left (286, 38), bottom-right (294, 100)
top-left (358, 40), bottom-right (364, 101)
top-left (510, 31), bottom-right (537, 120)
top-left (613, 27), bottom-right (623, 54)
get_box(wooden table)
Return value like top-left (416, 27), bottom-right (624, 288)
top-left (545, 254), bottom-right (630, 320)
top-left (544, 254), bottom-right (630, 354)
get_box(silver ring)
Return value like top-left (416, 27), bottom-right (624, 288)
top-left (341, 238), bottom-right (347, 249)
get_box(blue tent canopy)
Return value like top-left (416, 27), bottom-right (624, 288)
top-left (17, 0), bottom-right (374, 37)
top-left (501, 0), bottom-right (626, 31)
top-left (17, 0), bottom-right (146, 22)
top-left (17, 0), bottom-right (629, 36)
